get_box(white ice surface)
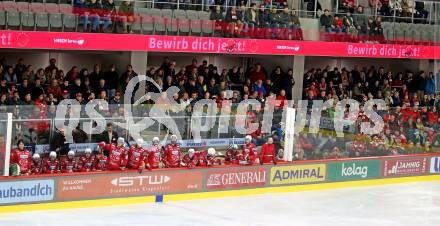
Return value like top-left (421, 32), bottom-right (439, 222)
top-left (1, 181), bottom-right (440, 226)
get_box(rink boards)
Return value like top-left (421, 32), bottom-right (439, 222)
top-left (1, 154), bottom-right (440, 213)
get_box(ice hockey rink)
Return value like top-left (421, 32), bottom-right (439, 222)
top-left (1, 181), bottom-right (439, 226)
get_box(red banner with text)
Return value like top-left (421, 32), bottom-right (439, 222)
top-left (382, 158), bottom-right (428, 177)
top-left (57, 171), bottom-right (203, 200)
top-left (206, 167), bottom-right (267, 190)
top-left (0, 30), bottom-right (438, 59)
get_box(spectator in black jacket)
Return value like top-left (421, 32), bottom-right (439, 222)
top-left (105, 64), bottom-right (119, 98)
top-left (50, 128), bottom-right (69, 156)
top-left (320, 9), bottom-right (334, 32)
top-left (99, 123), bottom-right (119, 144)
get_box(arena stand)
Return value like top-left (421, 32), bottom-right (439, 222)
top-left (0, 0), bottom-right (439, 211)
top-left (0, 0), bottom-right (438, 44)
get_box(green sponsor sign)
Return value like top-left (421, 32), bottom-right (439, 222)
top-left (327, 160), bottom-right (380, 181)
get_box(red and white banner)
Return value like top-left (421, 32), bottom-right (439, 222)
top-left (206, 167), bottom-right (267, 190)
top-left (0, 30), bottom-right (438, 59)
top-left (57, 171), bottom-right (203, 200)
top-left (382, 158), bottom-right (428, 177)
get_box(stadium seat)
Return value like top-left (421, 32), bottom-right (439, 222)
top-left (178, 18), bottom-right (190, 34)
top-left (201, 20), bottom-right (214, 36)
top-left (173, 10), bottom-right (186, 19)
top-left (162, 9), bottom-right (173, 18)
top-left (198, 11), bottom-right (210, 20)
top-left (149, 8), bottom-right (162, 16)
top-left (186, 10), bottom-right (198, 20)
top-left (59, 4), bottom-right (73, 14)
top-left (30, 3), bottom-right (45, 13)
top-left (168, 17), bottom-right (178, 34)
top-left (130, 14), bottom-right (142, 34)
top-left (62, 13), bottom-right (76, 31)
top-left (190, 19), bottom-right (201, 35)
top-left (45, 3), bottom-right (60, 14)
top-left (141, 15), bottom-right (154, 34)
top-left (16, 2), bottom-right (29, 13)
top-left (136, 7), bottom-right (150, 16)
top-left (49, 13), bottom-right (63, 30)
top-left (154, 15), bottom-right (166, 34)
top-left (2, 1), bottom-right (17, 12)
top-left (394, 23), bottom-right (405, 43)
top-left (6, 10), bottom-right (20, 28)
top-left (20, 12), bottom-right (35, 30)
top-left (0, 11), bottom-right (6, 27)
top-left (35, 12), bottom-right (49, 30)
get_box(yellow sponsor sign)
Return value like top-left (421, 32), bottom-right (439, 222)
top-left (270, 164), bottom-right (326, 185)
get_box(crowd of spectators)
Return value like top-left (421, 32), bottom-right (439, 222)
top-left (1, 55), bottom-right (440, 160)
top-left (0, 56), bottom-right (294, 146)
top-left (296, 64), bottom-right (440, 160)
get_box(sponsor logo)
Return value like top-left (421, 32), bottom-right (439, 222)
top-left (327, 160), bottom-right (380, 181)
top-left (270, 164), bottom-right (326, 185)
top-left (206, 168), bottom-right (267, 189)
top-left (430, 157), bottom-right (440, 173)
top-left (53, 37), bottom-right (85, 46)
top-left (0, 180), bottom-right (54, 204)
top-left (383, 158), bottom-right (428, 177)
top-left (57, 171), bottom-right (202, 200)
top-left (111, 175), bottom-right (171, 187)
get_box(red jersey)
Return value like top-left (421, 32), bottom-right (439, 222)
top-left (94, 154), bottom-right (108, 171)
top-left (79, 156), bottom-right (96, 172)
top-left (351, 141), bottom-right (366, 153)
top-left (10, 148), bottom-right (32, 174)
top-left (60, 158), bottom-right (78, 173)
top-left (105, 144), bottom-right (128, 170)
top-left (182, 153), bottom-right (199, 169)
top-left (225, 148), bottom-right (240, 164)
top-left (43, 159), bottom-right (60, 174)
top-left (145, 144), bottom-right (162, 169)
top-left (260, 143), bottom-right (276, 164)
top-left (31, 160), bottom-right (44, 175)
top-left (163, 144), bottom-right (181, 168)
top-left (239, 143), bottom-right (258, 164)
top-left (127, 146), bottom-right (145, 169)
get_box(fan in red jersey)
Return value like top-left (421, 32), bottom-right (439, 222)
top-left (350, 134), bottom-right (367, 157)
top-left (31, 153), bottom-right (44, 175)
top-left (94, 143), bottom-right (108, 171)
top-left (106, 137), bottom-right (128, 170)
top-left (9, 140), bottom-right (32, 176)
top-left (61, 150), bottom-right (78, 173)
top-left (163, 135), bottom-right (181, 168)
top-left (181, 148), bottom-right (198, 169)
top-left (225, 144), bottom-right (240, 164)
top-left (238, 135), bottom-right (259, 165)
top-left (44, 151), bottom-right (60, 174)
top-left (259, 137), bottom-right (277, 165)
top-left (127, 138), bottom-right (145, 170)
top-left (144, 137), bottom-right (162, 170)
top-left (78, 148), bottom-right (95, 172)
